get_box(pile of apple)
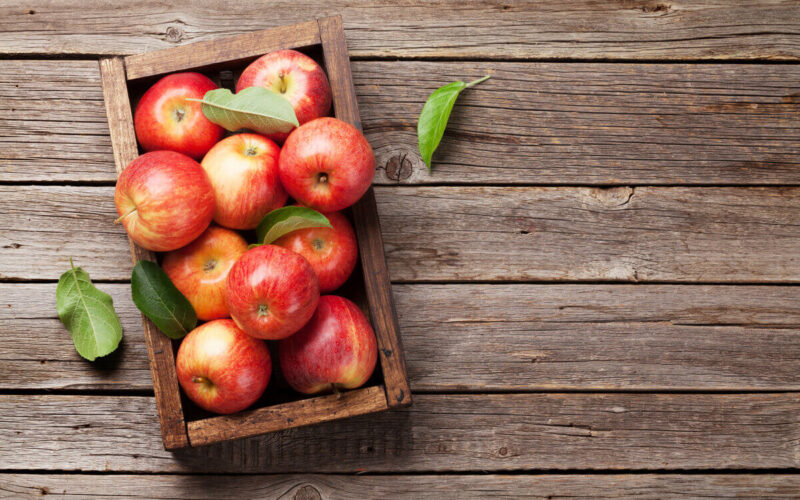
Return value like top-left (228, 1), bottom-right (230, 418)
top-left (115, 50), bottom-right (378, 415)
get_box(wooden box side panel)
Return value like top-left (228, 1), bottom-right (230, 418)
top-left (318, 16), bottom-right (412, 408)
top-left (187, 385), bottom-right (388, 446)
top-left (124, 20), bottom-right (321, 80)
top-left (99, 57), bottom-right (190, 451)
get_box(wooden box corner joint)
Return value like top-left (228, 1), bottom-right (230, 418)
top-left (99, 16), bottom-right (411, 451)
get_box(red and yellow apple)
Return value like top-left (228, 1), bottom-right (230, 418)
top-left (273, 210), bottom-right (358, 293)
top-left (236, 49), bottom-right (331, 143)
top-left (114, 150), bottom-right (215, 252)
top-left (279, 117), bottom-right (375, 212)
top-left (225, 245), bottom-right (320, 340)
top-left (162, 226), bottom-right (248, 321)
top-left (279, 295), bottom-right (377, 395)
top-left (200, 133), bottom-right (286, 230)
top-left (134, 72), bottom-right (224, 160)
top-left (176, 319), bottom-right (271, 414)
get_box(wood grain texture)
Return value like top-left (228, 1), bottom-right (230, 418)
top-left (99, 57), bottom-right (188, 450)
top-left (320, 15), bottom-right (411, 407)
top-left (3, 60), bottom-right (800, 185)
top-left (1, 1), bottom-right (799, 59)
top-left (4, 185), bottom-right (800, 283)
top-left (3, 283), bottom-right (800, 392)
top-left (1, 393), bottom-right (798, 472)
top-left (124, 20), bottom-right (321, 80)
top-left (5, 473), bottom-right (800, 499)
top-left (188, 385), bottom-right (388, 446)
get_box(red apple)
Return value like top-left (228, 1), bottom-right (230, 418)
top-left (176, 319), bottom-right (271, 414)
top-left (236, 49), bottom-right (331, 143)
top-left (273, 210), bottom-right (358, 293)
top-left (225, 245), bottom-right (320, 340)
top-left (162, 226), bottom-right (248, 321)
top-left (114, 151), bottom-right (215, 252)
top-left (279, 295), bottom-right (377, 394)
top-left (134, 72), bottom-right (224, 160)
top-left (200, 133), bottom-right (287, 230)
top-left (279, 117), bottom-right (375, 212)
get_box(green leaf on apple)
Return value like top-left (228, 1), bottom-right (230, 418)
top-left (255, 206), bottom-right (332, 246)
top-left (417, 75), bottom-right (491, 171)
top-left (56, 258), bottom-right (123, 361)
top-left (189, 86), bottom-right (299, 135)
top-left (131, 260), bottom-right (197, 340)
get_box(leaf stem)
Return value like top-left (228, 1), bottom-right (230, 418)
top-left (465, 75), bottom-right (491, 88)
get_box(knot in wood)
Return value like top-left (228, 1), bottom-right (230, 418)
top-left (293, 485), bottom-right (322, 500)
top-left (385, 154), bottom-right (412, 181)
top-left (641, 3), bottom-right (671, 14)
top-left (583, 186), bottom-right (634, 209)
top-left (165, 25), bottom-right (184, 43)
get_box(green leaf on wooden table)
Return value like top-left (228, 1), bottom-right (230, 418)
top-left (417, 75), bottom-right (491, 171)
top-left (188, 86), bottom-right (299, 135)
top-left (56, 259), bottom-right (123, 361)
top-left (255, 206), bottom-right (332, 246)
top-left (131, 260), bottom-right (196, 340)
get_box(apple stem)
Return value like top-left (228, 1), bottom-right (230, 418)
top-left (192, 376), bottom-right (207, 384)
top-left (114, 207), bottom-right (137, 224)
top-left (465, 74), bottom-right (491, 88)
top-left (331, 383), bottom-right (341, 398)
top-left (279, 72), bottom-right (288, 93)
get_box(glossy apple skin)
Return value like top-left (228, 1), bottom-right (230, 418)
top-left (273, 211), bottom-right (358, 293)
top-left (162, 226), bottom-right (248, 321)
top-left (279, 295), bottom-right (378, 394)
top-left (114, 151), bottom-right (215, 252)
top-left (200, 133), bottom-right (287, 230)
top-left (225, 245), bottom-right (320, 340)
top-left (236, 49), bottom-right (331, 143)
top-left (279, 117), bottom-right (375, 212)
top-left (176, 319), bottom-right (271, 414)
top-left (134, 72), bottom-right (224, 159)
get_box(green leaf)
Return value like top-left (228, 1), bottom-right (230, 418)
top-left (255, 206), bottom-right (332, 246)
top-left (56, 259), bottom-right (123, 361)
top-left (417, 75), bottom-right (491, 171)
top-left (189, 86), bottom-right (299, 135)
top-left (131, 260), bottom-right (196, 340)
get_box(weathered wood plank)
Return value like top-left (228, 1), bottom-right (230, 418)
top-left (99, 56), bottom-right (189, 450)
top-left (3, 283), bottom-right (800, 391)
top-left (3, 60), bottom-right (800, 185)
top-left (1, 394), bottom-right (798, 472)
top-left (1, 1), bottom-right (799, 59)
top-left (3, 185), bottom-right (800, 282)
top-left (5, 473), bottom-right (800, 499)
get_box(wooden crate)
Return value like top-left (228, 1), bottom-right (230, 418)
top-left (99, 16), bottom-right (411, 450)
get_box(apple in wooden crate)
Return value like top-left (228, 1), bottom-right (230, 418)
top-left (273, 210), bottom-right (358, 293)
top-left (176, 319), bottom-right (271, 414)
top-left (114, 151), bottom-right (215, 252)
top-left (279, 117), bottom-right (375, 212)
top-left (162, 226), bottom-right (248, 320)
top-left (134, 72), bottom-right (224, 159)
top-left (225, 245), bottom-right (320, 340)
top-left (200, 133), bottom-right (287, 230)
top-left (236, 49), bottom-right (331, 143)
top-left (279, 295), bottom-right (377, 394)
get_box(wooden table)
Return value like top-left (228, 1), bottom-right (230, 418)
top-left (2, 1), bottom-right (800, 497)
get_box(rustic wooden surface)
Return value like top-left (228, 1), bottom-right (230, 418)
top-left (2, 1), bottom-right (800, 497)
top-left (99, 56), bottom-right (189, 450)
